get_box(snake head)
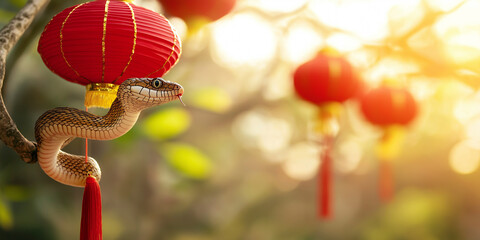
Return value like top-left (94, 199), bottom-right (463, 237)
top-left (119, 77), bottom-right (184, 112)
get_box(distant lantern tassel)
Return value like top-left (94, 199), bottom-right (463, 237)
top-left (315, 104), bottom-right (340, 219)
top-left (379, 159), bottom-right (393, 201)
top-left (318, 136), bottom-right (333, 218)
top-left (376, 126), bottom-right (404, 202)
top-left (80, 176), bottom-right (102, 240)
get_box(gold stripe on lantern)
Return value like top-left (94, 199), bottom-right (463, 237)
top-left (60, 4), bottom-right (85, 78)
top-left (115, 1), bottom-right (137, 83)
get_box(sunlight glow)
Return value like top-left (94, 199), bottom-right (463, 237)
top-left (309, 0), bottom-right (388, 41)
top-left (426, 0), bottom-right (465, 12)
top-left (434, 0), bottom-right (480, 64)
top-left (210, 12), bottom-right (277, 68)
top-left (325, 33), bottom-right (362, 53)
top-left (309, 0), bottom-right (427, 41)
top-left (362, 57), bottom-right (419, 85)
top-left (281, 20), bottom-right (323, 64)
top-left (409, 79), bottom-right (436, 101)
top-left (243, 0), bottom-right (308, 14)
top-left (388, 0), bottom-right (424, 37)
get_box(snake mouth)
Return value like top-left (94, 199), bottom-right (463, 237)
top-left (177, 93), bottom-right (186, 106)
top-left (176, 86), bottom-right (185, 106)
top-left (129, 86), bottom-right (183, 103)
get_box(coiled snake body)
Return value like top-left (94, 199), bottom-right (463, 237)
top-left (35, 78), bottom-right (183, 187)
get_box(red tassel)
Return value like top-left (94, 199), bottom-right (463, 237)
top-left (379, 160), bottom-right (393, 202)
top-left (318, 137), bottom-right (332, 219)
top-left (80, 176), bottom-right (102, 240)
top-left (376, 126), bottom-right (403, 202)
top-left (315, 105), bottom-right (340, 219)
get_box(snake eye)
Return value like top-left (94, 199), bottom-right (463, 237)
top-left (152, 79), bottom-right (163, 88)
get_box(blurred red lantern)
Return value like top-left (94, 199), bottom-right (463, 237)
top-left (38, 0), bottom-right (182, 108)
top-left (293, 53), bottom-right (361, 105)
top-left (360, 85), bottom-right (417, 202)
top-left (293, 50), bottom-right (361, 219)
top-left (360, 86), bottom-right (417, 127)
top-left (158, 0), bottom-right (236, 26)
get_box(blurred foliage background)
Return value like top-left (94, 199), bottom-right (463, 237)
top-left (1, 0), bottom-right (480, 239)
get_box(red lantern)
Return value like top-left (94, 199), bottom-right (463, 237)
top-left (293, 53), bottom-right (360, 105)
top-left (38, 0), bottom-right (182, 108)
top-left (293, 50), bottom-right (361, 219)
top-left (158, 0), bottom-right (236, 26)
top-left (360, 85), bottom-right (417, 202)
top-left (360, 86), bottom-right (417, 127)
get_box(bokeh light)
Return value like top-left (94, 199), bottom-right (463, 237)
top-left (281, 20), bottom-right (323, 64)
top-left (243, 0), bottom-right (308, 14)
top-left (210, 12), bottom-right (278, 68)
top-left (282, 142), bottom-right (320, 181)
top-left (309, 0), bottom-right (398, 41)
top-left (325, 33), bottom-right (362, 53)
top-left (232, 108), bottom-right (292, 161)
top-left (362, 57), bottom-right (419, 85)
top-left (449, 140), bottom-right (480, 174)
top-left (465, 117), bottom-right (480, 149)
top-left (167, 17), bottom-right (188, 41)
top-left (426, 0), bottom-right (465, 12)
top-left (333, 136), bottom-right (363, 174)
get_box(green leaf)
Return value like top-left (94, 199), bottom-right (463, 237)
top-left (141, 107), bottom-right (191, 140)
top-left (3, 185), bottom-right (29, 202)
top-left (190, 87), bottom-right (232, 113)
top-left (0, 9), bottom-right (15, 23)
top-left (161, 143), bottom-right (213, 179)
top-left (0, 198), bottom-right (13, 230)
top-left (9, 0), bottom-right (27, 8)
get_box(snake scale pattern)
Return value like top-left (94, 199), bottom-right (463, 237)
top-left (35, 77), bottom-right (183, 187)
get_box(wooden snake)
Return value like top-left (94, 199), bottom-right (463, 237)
top-left (35, 77), bottom-right (184, 187)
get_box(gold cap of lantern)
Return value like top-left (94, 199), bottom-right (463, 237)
top-left (85, 83), bottom-right (120, 108)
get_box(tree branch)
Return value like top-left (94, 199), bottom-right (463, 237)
top-left (0, 0), bottom-right (50, 163)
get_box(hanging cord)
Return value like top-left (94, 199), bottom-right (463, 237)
top-left (85, 106), bottom-right (89, 163)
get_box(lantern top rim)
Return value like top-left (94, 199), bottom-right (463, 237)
top-left (318, 46), bottom-right (340, 57)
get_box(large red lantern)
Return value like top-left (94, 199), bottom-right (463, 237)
top-left (158, 0), bottom-right (236, 28)
top-left (360, 85), bottom-right (417, 202)
top-left (293, 50), bottom-right (361, 219)
top-left (38, 0), bottom-right (182, 109)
